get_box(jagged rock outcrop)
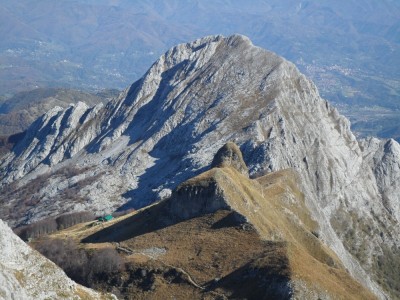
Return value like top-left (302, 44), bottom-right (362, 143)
top-left (0, 87), bottom-right (113, 136)
top-left (1, 34), bottom-right (399, 298)
top-left (211, 141), bottom-right (249, 176)
top-left (0, 219), bottom-right (114, 300)
top-left (360, 137), bottom-right (400, 223)
top-left (167, 142), bottom-right (256, 220)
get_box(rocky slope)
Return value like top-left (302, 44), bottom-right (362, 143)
top-left (0, 218), bottom-right (115, 299)
top-left (0, 34), bottom-right (399, 298)
top-left (76, 143), bottom-right (376, 299)
top-left (0, 87), bottom-right (117, 136)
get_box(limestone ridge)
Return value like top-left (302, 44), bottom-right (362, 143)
top-left (211, 141), bottom-right (249, 177)
top-left (360, 137), bottom-right (400, 223)
top-left (0, 219), bottom-right (115, 299)
top-left (0, 34), bottom-right (399, 298)
top-left (167, 142), bottom-right (249, 221)
top-left (0, 87), bottom-right (112, 136)
top-left (166, 172), bottom-right (230, 221)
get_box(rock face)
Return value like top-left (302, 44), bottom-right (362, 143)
top-left (211, 141), bottom-right (249, 176)
top-left (0, 87), bottom-right (113, 136)
top-left (360, 137), bottom-right (400, 223)
top-left (0, 219), bottom-right (113, 300)
top-left (1, 34), bottom-right (399, 298)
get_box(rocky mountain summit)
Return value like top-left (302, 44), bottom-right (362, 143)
top-left (0, 219), bottom-right (115, 299)
top-left (1, 34), bottom-right (399, 298)
top-left (211, 142), bottom-right (249, 176)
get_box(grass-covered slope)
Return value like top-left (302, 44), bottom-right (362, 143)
top-left (44, 144), bottom-right (378, 299)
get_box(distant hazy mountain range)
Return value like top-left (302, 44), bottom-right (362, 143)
top-left (1, 1), bottom-right (398, 108)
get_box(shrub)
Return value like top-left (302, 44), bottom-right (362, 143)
top-left (56, 211), bottom-right (95, 230)
top-left (14, 211), bottom-right (95, 241)
top-left (34, 239), bottom-right (125, 287)
top-left (89, 248), bottom-right (125, 276)
top-left (35, 238), bottom-right (89, 284)
top-left (14, 218), bottom-right (57, 241)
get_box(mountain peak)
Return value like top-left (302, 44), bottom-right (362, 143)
top-left (224, 33), bottom-right (253, 45)
top-left (1, 34), bottom-right (399, 298)
top-left (211, 142), bottom-right (249, 176)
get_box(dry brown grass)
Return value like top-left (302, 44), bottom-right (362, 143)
top-left (288, 244), bottom-right (377, 300)
top-left (76, 286), bottom-right (117, 300)
top-left (46, 166), bottom-right (377, 299)
top-left (75, 287), bottom-right (93, 300)
top-left (49, 208), bottom-right (138, 242)
top-left (13, 270), bottom-right (25, 285)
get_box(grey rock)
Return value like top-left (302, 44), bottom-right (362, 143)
top-left (211, 142), bottom-right (249, 177)
top-left (0, 87), bottom-right (112, 136)
top-left (360, 137), bottom-right (400, 223)
top-left (1, 34), bottom-right (399, 298)
top-left (0, 219), bottom-right (115, 299)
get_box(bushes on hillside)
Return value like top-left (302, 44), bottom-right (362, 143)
top-left (89, 248), bottom-right (125, 276)
top-left (14, 211), bottom-right (96, 241)
top-left (35, 238), bottom-right (89, 283)
top-left (56, 211), bottom-right (95, 230)
top-left (34, 238), bottom-right (124, 286)
top-left (14, 209), bottom-right (134, 242)
top-left (14, 218), bottom-right (58, 241)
